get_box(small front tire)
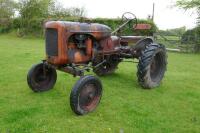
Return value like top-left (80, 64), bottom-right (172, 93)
top-left (70, 75), bottom-right (102, 115)
top-left (27, 62), bottom-right (57, 92)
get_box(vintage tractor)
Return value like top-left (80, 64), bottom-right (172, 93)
top-left (27, 12), bottom-right (167, 115)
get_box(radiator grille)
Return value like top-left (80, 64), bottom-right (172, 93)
top-left (45, 28), bottom-right (58, 56)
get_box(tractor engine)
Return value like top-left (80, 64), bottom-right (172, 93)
top-left (67, 34), bottom-right (92, 64)
top-left (44, 21), bottom-right (111, 65)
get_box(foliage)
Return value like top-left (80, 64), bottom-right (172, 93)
top-left (159, 27), bottom-right (186, 37)
top-left (0, 0), bottom-right (17, 33)
top-left (19, 0), bottom-right (50, 19)
top-left (0, 0), bottom-right (17, 19)
top-left (181, 26), bottom-right (200, 52)
top-left (156, 35), bottom-right (181, 50)
top-left (176, 0), bottom-right (200, 25)
top-left (181, 27), bottom-right (200, 43)
top-left (175, 0), bottom-right (200, 52)
top-left (48, 0), bottom-right (71, 18)
top-left (69, 7), bottom-right (87, 17)
top-left (17, 0), bottom-right (52, 36)
top-left (1, 34), bottom-right (200, 132)
top-left (10, 16), bottom-right (157, 37)
top-left (48, 0), bottom-right (86, 18)
top-left (14, 0), bottom-right (87, 36)
top-left (88, 18), bottom-right (157, 36)
top-left (176, 0), bottom-right (200, 9)
top-left (0, 0), bottom-right (154, 36)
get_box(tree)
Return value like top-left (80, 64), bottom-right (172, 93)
top-left (176, 0), bottom-right (200, 25)
top-left (17, 0), bottom-right (87, 35)
top-left (48, 1), bottom-right (87, 18)
top-left (48, 0), bottom-right (71, 18)
top-left (159, 27), bottom-right (186, 37)
top-left (69, 7), bottom-right (87, 17)
top-left (0, 0), bottom-right (17, 19)
top-left (181, 26), bottom-right (200, 52)
top-left (176, 0), bottom-right (200, 52)
top-left (176, 0), bottom-right (200, 9)
top-left (19, 0), bottom-right (51, 19)
top-left (18, 0), bottom-right (53, 35)
top-left (0, 0), bottom-right (17, 32)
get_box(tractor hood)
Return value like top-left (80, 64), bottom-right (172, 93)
top-left (45, 21), bottom-right (111, 40)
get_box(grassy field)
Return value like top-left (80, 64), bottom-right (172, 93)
top-left (0, 34), bottom-right (200, 133)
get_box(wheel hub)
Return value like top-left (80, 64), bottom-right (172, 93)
top-left (79, 83), bottom-right (100, 111)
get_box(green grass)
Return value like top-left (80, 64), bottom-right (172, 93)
top-left (0, 34), bottom-right (200, 133)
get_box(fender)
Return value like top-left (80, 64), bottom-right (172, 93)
top-left (131, 37), bottom-right (154, 58)
top-left (134, 37), bottom-right (154, 50)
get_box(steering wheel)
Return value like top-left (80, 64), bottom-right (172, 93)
top-left (121, 12), bottom-right (138, 29)
top-left (112, 12), bottom-right (138, 35)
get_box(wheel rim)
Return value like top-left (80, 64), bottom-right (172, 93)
top-left (79, 83), bottom-right (101, 112)
top-left (33, 66), bottom-right (52, 88)
top-left (150, 51), bottom-right (165, 82)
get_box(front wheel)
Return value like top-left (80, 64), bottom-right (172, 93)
top-left (70, 75), bottom-right (102, 115)
top-left (27, 62), bottom-right (57, 92)
top-left (137, 44), bottom-right (167, 89)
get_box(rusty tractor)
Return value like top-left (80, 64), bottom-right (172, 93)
top-left (27, 12), bottom-right (167, 115)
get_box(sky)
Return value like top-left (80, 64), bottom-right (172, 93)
top-left (59, 0), bottom-right (197, 30)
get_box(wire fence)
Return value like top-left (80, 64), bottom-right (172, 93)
top-left (155, 33), bottom-right (200, 53)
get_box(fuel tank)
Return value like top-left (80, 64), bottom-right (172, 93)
top-left (45, 21), bottom-right (111, 40)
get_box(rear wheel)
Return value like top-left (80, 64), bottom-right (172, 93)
top-left (27, 62), bottom-right (57, 92)
top-left (92, 55), bottom-right (120, 76)
top-left (70, 75), bottom-right (102, 115)
top-left (137, 44), bottom-right (167, 89)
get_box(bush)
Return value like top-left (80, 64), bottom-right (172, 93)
top-left (181, 27), bottom-right (200, 44)
top-left (13, 17), bottom-right (45, 37)
top-left (0, 0), bottom-right (17, 33)
top-left (0, 18), bottom-right (13, 33)
top-left (10, 17), bottom-right (157, 37)
top-left (89, 18), bottom-right (157, 36)
top-left (181, 27), bottom-right (200, 53)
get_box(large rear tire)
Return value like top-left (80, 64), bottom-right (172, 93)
top-left (27, 62), bottom-right (57, 92)
top-left (93, 55), bottom-right (120, 76)
top-left (70, 75), bottom-right (102, 115)
top-left (137, 44), bottom-right (167, 89)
